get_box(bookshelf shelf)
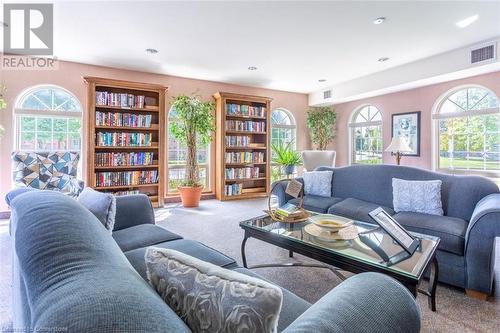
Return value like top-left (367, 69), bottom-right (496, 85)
top-left (214, 92), bottom-right (272, 200)
top-left (85, 77), bottom-right (167, 208)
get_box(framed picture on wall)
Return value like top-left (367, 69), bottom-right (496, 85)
top-left (391, 111), bottom-right (421, 156)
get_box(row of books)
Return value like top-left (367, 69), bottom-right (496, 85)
top-left (96, 111), bottom-right (152, 128)
top-left (225, 152), bottom-right (265, 164)
top-left (95, 152), bottom-right (155, 166)
top-left (225, 183), bottom-right (243, 196)
top-left (113, 190), bottom-right (141, 196)
top-left (96, 91), bottom-right (145, 109)
top-left (226, 120), bottom-right (266, 133)
top-left (96, 132), bottom-right (152, 147)
top-left (95, 170), bottom-right (159, 187)
top-left (226, 104), bottom-right (266, 117)
top-left (225, 136), bottom-right (250, 147)
top-left (225, 167), bottom-right (260, 180)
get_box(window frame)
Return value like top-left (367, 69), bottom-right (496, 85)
top-left (166, 107), bottom-right (211, 195)
top-left (13, 85), bottom-right (83, 152)
top-left (432, 84), bottom-right (500, 178)
top-left (348, 104), bottom-right (383, 165)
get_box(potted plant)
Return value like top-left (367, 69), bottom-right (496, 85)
top-left (272, 141), bottom-right (302, 176)
top-left (170, 94), bottom-right (215, 207)
top-left (306, 106), bottom-right (337, 150)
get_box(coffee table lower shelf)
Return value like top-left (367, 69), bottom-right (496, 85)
top-left (240, 227), bottom-right (439, 312)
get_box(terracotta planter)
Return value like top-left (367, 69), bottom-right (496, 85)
top-left (178, 186), bottom-right (203, 207)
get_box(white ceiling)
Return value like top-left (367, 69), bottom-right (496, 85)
top-left (3, 1), bottom-right (500, 93)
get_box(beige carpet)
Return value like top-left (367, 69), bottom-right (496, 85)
top-left (1, 198), bottom-right (499, 332)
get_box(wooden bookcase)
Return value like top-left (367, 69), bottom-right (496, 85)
top-left (84, 77), bottom-right (167, 207)
top-left (213, 92), bottom-right (272, 200)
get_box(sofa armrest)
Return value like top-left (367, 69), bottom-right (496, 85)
top-left (464, 193), bottom-right (500, 294)
top-left (271, 177), bottom-right (304, 207)
top-left (113, 194), bottom-right (155, 231)
top-left (282, 272), bottom-right (420, 333)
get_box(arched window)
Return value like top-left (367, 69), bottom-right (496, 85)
top-left (349, 105), bottom-right (383, 164)
top-left (167, 107), bottom-right (210, 194)
top-left (14, 85), bottom-right (82, 152)
top-left (434, 85), bottom-right (500, 177)
top-left (271, 108), bottom-right (296, 181)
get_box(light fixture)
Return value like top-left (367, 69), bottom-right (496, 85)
top-left (248, 66), bottom-right (258, 71)
top-left (318, 79), bottom-right (327, 82)
top-left (373, 17), bottom-right (386, 25)
top-left (385, 137), bottom-right (412, 165)
top-left (145, 48), bottom-right (158, 54)
top-left (456, 15), bottom-right (478, 28)
top-left (378, 57), bottom-right (389, 62)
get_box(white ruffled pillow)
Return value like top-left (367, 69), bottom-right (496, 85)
top-left (392, 178), bottom-right (443, 216)
top-left (303, 171), bottom-right (333, 197)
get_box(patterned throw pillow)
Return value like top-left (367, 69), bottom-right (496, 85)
top-left (77, 187), bottom-right (116, 232)
top-left (303, 170), bottom-right (333, 197)
top-left (145, 248), bottom-right (283, 333)
top-left (392, 178), bottom-right (444, 216)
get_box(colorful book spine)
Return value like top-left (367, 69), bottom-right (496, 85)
top-left (225, 167), bottom-right (260, 180)
top-left (95, 170), bottom-right (158, 187)
top-left (95, 152), bottom-right (154, 166)
top-left (96, 91), bottom-right (145, 109)
top-left (225, 104), bottom-right (266, 117)
top-left (96, 112), bottom-right (152, 128)
top-left (226, 120), bottom-right (265, 132)
top-left (225, 136), bottom-right (250, 147)
top-left (96, 132), bottom-right (152, 147)
top-left (224, 183), bottom-right (243, 196)
top-left (225, 152), bottom-right (265, 164)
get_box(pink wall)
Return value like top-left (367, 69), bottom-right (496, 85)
top-left (333, 71), bottom-right (500, 168)
top-left (0, 60), bottom-right (309, 210)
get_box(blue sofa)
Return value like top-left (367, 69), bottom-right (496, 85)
top-left (272, 164), bottom-right (500, 297)
top-left (7, 190), bottom-right (421, 332)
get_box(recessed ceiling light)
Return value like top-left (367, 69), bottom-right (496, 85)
top-left (248, 66), bottom-right (258, 71)
top-left (145, 48), bottom-right (158, 54)
top-left (373, 17), bottom-right (386, 25)
top-left (456, 15), bottom-right (478, 28)
top-left (378, 57), bottom-right (390, 62)
top-left (318, 79), bottom-right (327, 83)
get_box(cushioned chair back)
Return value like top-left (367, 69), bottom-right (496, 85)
top-left (11, 151), bottom-right (79, 190)
top-left (316, 165), bottom-right (499, 221)
top-left (8, 190), bottom-right (190, 332)
top-left (302, 150), bottom-right (336, 171)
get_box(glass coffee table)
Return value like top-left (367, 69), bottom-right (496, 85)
top-left (240, 213), bottom-right (440, 311)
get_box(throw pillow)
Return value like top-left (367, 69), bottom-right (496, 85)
top-left (145, 247), bottom-right (283, 333)
top-left (303, 170), bottom-right (333, 197)
top-left (392, 178), bottom-right (444, 216)
top-left (77, 187), bottom-right (116, 231)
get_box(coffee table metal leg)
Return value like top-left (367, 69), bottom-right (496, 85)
top-left (289, 250), bottom-right (293, 258)
top-left (241, 234), bottom-right (249, 268)
top-left (428, 257), bottom-right (438, 312)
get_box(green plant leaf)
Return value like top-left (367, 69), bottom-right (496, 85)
top-left (306, 106), bottom-right (336, 150)
top-left (271, 140), bottom-right (302, 166)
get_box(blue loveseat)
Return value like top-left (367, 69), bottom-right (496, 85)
top-left (7, 190), bottom-right (421, 333)
top-left (272, 164), bottom-right (500, 297)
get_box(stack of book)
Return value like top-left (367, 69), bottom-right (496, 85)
top-left (96, 91), bottom-right (145, 108)
top-left (226, 120), bottom-right (265, 132)
top-left (96, 132), bottom-right (152, 147)
top-left (225, 167), bottom-right (260, 180)
top-left (96, 111), bottom-right (152, 128)
top-left (96, 170), bottom-right (158, 187)
top-left (225, 151), bottom-right (265, 164)
top-left (95, 152), bottom-right (154, 166)
top-left (225, 136), bottom-right (250, 147)
top-left (226, 104), bottom-right (266, 117)
top-left (274, 203), bottom-right (302, 219)
top-left (224, 183), bottom-right (243, 196)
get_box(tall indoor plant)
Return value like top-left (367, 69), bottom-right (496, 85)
top-left (272, 141), bottom-right (301, 176)
top-left (306, 106), bottom-right (337, 150)
top-left (170, 94), bottom-right (215, 207)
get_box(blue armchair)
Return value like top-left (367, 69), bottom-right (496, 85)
top-left (11, 151), bottom-right (84, 198)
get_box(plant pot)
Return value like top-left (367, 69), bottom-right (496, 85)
top-left (284, 165), bottom-right (296, 175)
top-left (178, 186), bottom-right (203, 208)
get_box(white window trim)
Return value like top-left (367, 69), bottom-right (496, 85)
top-left (348, 104), bottom-right (383, 165)
top-left (431, 84), bottom-right (500, 177)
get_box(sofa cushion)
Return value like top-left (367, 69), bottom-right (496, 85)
top-left (113, 224), bottom-right (182, 252)
top-left (303, 171), bottom-right (333, 197)
top-left (231, 267), bottom-right (311, 332)
top-left (393, 212), bottom-right (467, 255)
top-left (289, 195), bottom-right (343, 213)
top-left (392, 178), bottom-right (443, 216)
top-left (125, 239), bottom-right (236, 280)
top-left (328, 198), bottom-right (395, 223)
top-left (78, 187), bottom-right (116, 231)
top-left (145, 248), bottom-right (283, 333)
